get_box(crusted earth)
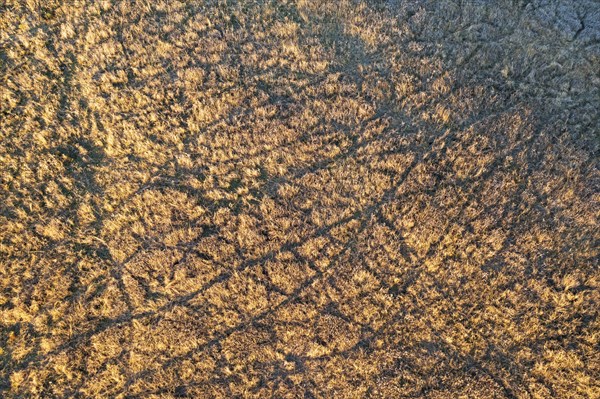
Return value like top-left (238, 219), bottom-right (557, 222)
top-left (1, 1), bottom-right (598, 398)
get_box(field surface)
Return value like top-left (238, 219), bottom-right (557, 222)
top-left (1, 0), bottom-right (599, 398)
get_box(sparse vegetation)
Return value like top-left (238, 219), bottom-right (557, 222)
top-left (1, 0), bottom-right (598, 398)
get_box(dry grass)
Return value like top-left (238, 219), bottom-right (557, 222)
top-left (1, 0), bottom-right (599, 398)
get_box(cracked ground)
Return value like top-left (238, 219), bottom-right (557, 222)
top-left (1, 0), bottom-right (599, 398)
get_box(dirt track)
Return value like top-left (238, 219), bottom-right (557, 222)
top-left (1, 1), bottom-right (599, 398)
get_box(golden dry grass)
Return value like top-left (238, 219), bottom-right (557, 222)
top-left (1, 0), bottom-right (599, 398)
